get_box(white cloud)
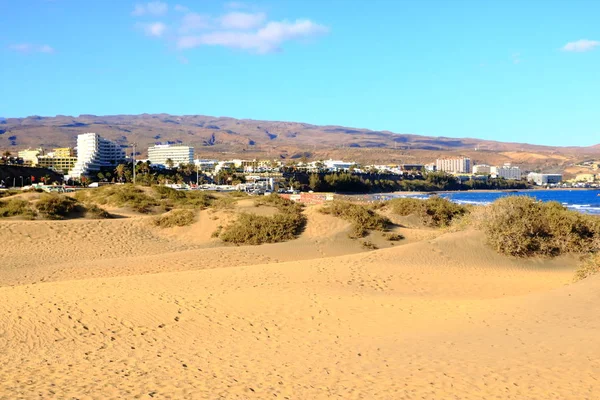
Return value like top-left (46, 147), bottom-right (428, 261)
top-left (177, 19), bottom-right (329, 54)
top-left (132, 1), bottom-right (168, 16)
top-left (180, 12), bottom-right (211, 33)
top-left (220, 12), bottom-right (266, 29)
top-left (174, 4), bottom-right (189, 13)
top-left (8, 43), bottom-right (55, 54)
top-left (562, 39), bottom-right (599, 52)
top-left (137, 22), bottom-right (167, 37)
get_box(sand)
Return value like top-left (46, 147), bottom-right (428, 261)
top-left (0, 205), bottom-right (598, 399)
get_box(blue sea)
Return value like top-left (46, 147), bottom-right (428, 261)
top-left (373, 190), bottom-right (600, 215)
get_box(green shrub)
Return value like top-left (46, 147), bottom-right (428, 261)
top-left (77, 185), bottom-right (157, 213)
top-left (482, 196), bottom-right (600, 257)
top-left (320, 201), bottom-right (390, 238)
top-left (574, 253), bottom-right (600, 282)
top-left (254, 195), bottom-right (304, 214)
top-left (219, 212), bottom-right (306, 245)
top-left (211, 196), bottom-right (237, 210)
top-left (152, 209), bottom-right (196, 228)
top-left (0, 198), bottom-right (36, 219)
top-left (152, 186), bottom-right (214, 209)
top-left (35, 194), bottom-right (79, 219)
top-left (388, 196), bottom-right (468, 227)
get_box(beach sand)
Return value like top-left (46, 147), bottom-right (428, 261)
top-left (0, 204), bottom-right (598, 399)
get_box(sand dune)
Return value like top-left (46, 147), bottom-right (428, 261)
top-left (0, 207), bottom-right (598, 399)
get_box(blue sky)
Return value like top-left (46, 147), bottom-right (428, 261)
top-left (1, 0), bottom-right (599, 146)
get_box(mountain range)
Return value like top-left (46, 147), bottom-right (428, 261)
top-left (1, 114), bottom-right (599, 175)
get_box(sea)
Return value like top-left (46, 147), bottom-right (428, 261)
top-left (371, 190), bottom-right (600, 215)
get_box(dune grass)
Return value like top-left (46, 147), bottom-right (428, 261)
top-left (218, 195), bottom-right (306, 245)
top-left (0, 198), bottom-right (36, 219)
top-left (0, 189), bottom-right (20, 199)
top-left (574, 253), bottom-right (600, 282)
top-left (151, 186), bottom-right (214, 209)
top-left (75, 184), bottom-right (157, 213)
top-left (319, 200), bottom-right (391, 239)
top-left (152, 209), bottom-right (196, 228)
top-left (383, 232), bottom-right (404, 241)
top-left (35, 194), bottom-right (79, 220)
top-left (387, 196), bottom-right (469, 228)
top-left (481, 196), bottom-right (600, 257)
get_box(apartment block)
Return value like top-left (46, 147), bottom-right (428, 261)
top-left (68, 133), bottom-right (126, 178)
top-left (148, 144), bottom-right (194, 168)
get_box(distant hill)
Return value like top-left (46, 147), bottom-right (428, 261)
top-left (1, 113), bottom-right (599, 174)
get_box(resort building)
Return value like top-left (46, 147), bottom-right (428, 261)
top-left (491, 164), bottom-right (522, 180)
top-left (472, 164), bottom-right (491, 175)
top-left (435, 157), bottom-right (471, 174)
top-left (68, 133), bottom-right (126, 178)
top-left (37, 155), bottom-right (77, 173)
top-left (527, 173), bottom-right (562, 186)
top-left (18, 148), bottom-right (44, 166)
top-left (148, 144), bottom-right (194, 168)
top-left (52, 147), bottom-right (75, 158)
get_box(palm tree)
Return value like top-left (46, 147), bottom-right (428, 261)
top-left (115, 164), bottom-right (126, 182)
top-left (2, 151), bottom-right (11, 158)
top-left (165, 158), bottom-right (174, 169)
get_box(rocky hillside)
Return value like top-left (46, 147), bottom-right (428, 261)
top-left (1, 114), bottom-right (598, 172)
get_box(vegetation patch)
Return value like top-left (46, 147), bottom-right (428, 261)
top-left (152, 209), bottom-right (196, 228)
top-left (319, 201), bottom-right (391, 239)
top-left (152, 186), bottom-right (214, 209)
top-left (75, 184), bottom-right (157, 213)
top-left (84, 203), bottom-right (112, 219)
top-left (218, 195), bottom-right (306, 245)
top-left (361, 240), bottom-right (378, 250)
top-left (388, 196), bottom-right (469, 227)
top-left (383, 232), bottom-right (404, 241)
top-left (481, 196), bottom-right (600, 257)
top-left (0, 189), bottom-right (20, 199)
top-left (574, 253), bottom-right (600, 282)
top-left (0, 198), bottom-right (36, 219)
top-left (35, 194), bottom-right (79, 220)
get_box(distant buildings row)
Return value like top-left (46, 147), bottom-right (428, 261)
top-left (12, 134), bottom-right (579, 187)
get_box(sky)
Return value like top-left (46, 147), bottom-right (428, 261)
top-left (1, 0), bottom-right (599, 146)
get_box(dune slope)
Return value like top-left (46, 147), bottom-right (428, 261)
top-left (0, 213), bottom-right (598, 399)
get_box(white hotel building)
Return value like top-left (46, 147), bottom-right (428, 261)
top-left (148, 144), bottom-right (194, 168)
top-left (491, 163), bottom-right (522, 180)
top-left (435, 157), bottom-right (471, 174)
top-left (68, 133), bottom-right (125, 178)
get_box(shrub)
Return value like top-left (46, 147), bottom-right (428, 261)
top-left (383, 232), bottom-right (404, 241)
top-left (35, 194), bottom-right (79, 219)
top-left (361, 240), bottom-right (378, 250)
top-left (211, 196), bottom-right (237, 210)
top-left (77, 185), bottom-right (157, 213)
top-left (211, 225), bottom-right (223, 238)
top-left (320, 201), bottom-right (391, 238)
top-left (0, 190), bottom-right (20, 199)
top-left (84, 203), bottom-right (111, 219)
top-left (219, 212), bottom-right (306, 245)
top-left (152, 209), bottom-right (196, 228)
top-left (388, 196), bottom-right (468, 227)
top-left (0, 198), bottom-right (36, 219)
top-left (574, 253), bottom-right (600, 282)
top-left (481, 196), bottom-right (600, 257)
top-left (152, 186), bottom-right (214, 209)
top-left (254, 195), bottom-right (304, 214)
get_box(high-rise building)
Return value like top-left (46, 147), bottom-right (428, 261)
top-left (491, 164), bottom-right (522, 180)
top-left (435, 157), bottom-right (471, 174)
top-left (148, 144), bottom-right (194, 168)
top-left (68, 133), bottom-right (125, 178)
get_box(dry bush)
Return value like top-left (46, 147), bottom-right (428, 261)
top-left (84, 203), bottom-right (112, 219)
top-left (0, 198), bottom-right (36, 219)
top-left (0, 190), bottom-right (20, 199)
top-left (254, 195), bottom-right (304, 214)
top-left (152, 209), bottom-right (196, 228)
top-left (320, 201), bottom-right (391, 239)
top-left (361, 240), bottom-right (378, 250)
top-left (383, 232), bottom-right (404, 241)
top-left (35, 194), bottom-right (79, 219)
top-left (388, 196), bottom-right (469, 227)
top-left (574, 253), bottom-right (600, 282)
top-left (481, 196), bottom-right (600, 257)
